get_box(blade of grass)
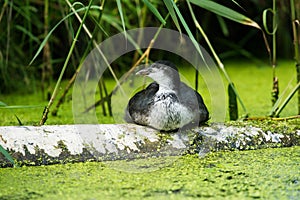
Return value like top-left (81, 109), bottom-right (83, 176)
top-left (28, 5), bottom-right (102, 66)
top-left (40, 0), bottom-right (94, 125)
top-left (216, 15), bottom-right (229, 37)
top-left (101, 14), bottom-right (143, 55)
top-left (271, 0), bottom-right (300, 116)
top-left (189, 0), bottom-right (260, 29)
top-left (290, 0), bottom-right (300, 114)
top-left (90, 15), bottom-right (109, 37)
top-left (15, 25), bottom-right (40, 43)
top-left (186, 0), bottom-right (248, 115)
top-left (0, 101), bottom-right (8, 106)
top-left (0, 101), bottom-right (43, 108)
top-left (52, 5), bottom-right (108, 116)
top-left (163, 0), bottom-right (181, 33)
top-left (231, 0), bottom-right (246, 12)
top-left (262, 8), bottom-right (278, 35)
top-left (269, 76), bottom-right (296, 116)
top-left (171, 0), bottom-right (248, 116)
top-left (262, 0), bottom-right (278, 108)
top-left (25, 0), bottom-right (33, 56)
top-left (65, 0), bottom-right (125, 96)
top-left (0, 105), bottom-right (43, 109)
top-left (142, 0), bottom-right (166, 25)
top-left (170, 0), bottom-right (209, 69)
top-left (189, 0), bottom-right (271, 56)
top-left (0, 0), bottom-right (8, 23)
top-left (274, 81), bottom-right (300, 117)
top-left (116, 0), bottom-right (127, 39)
top-left (0, 144), bottom-right (15, 166)
top-left (15, 115), bottom-right (23, 125)
top-left (4, 0), bottom-right (12, 82)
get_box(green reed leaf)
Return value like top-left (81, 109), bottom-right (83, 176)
top-left (29, 5), bottom-right (102, 66)
top-left (142, 0), bottom-right (166, 25)
top-left (262, 8), bottom-right (278, 35)
top-left (15, 25), bottom-right (40, 43)
top-left (170, 1), bottom-right (203, 62)
top-left (0, 101), bottom-right (8, 107)
top-left (116, 0), bottom-right (127, 37)
top-left (190, 0), bottom-right (260, 29)
top-left (0, 105), bottom-right (43, 109)
top-left (163, 0), bottom-right (181, 33)
top-left (0, 144), bottom-right (15, 166)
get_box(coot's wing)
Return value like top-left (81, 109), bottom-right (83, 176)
top-left (179, 82), bottom-right (209, 124)
top-left (124, 82), bottom-right (159, 123)
top-left (194, 90), bottom-right (209, 123)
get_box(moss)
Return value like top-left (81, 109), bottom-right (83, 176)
top-left (54, 140), bottom-right (68, 152)
top-left (226, 119), bottom-right (300, 131)
top-left (0, 145), bottom-right (97, 167)
top-left (230, 120), bottom-right (300, 146)
top-left (0, 146), bottom-right (299, 199)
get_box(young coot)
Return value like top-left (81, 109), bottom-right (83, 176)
top-left (124, 60), bottom-right (209, 131)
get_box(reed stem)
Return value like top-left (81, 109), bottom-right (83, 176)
top-left (186, 0), bottom-right (248, 117)
top-left (40, 0), bottom-right (94, 125)
top-left (290, 0), bottom-right (300, 114)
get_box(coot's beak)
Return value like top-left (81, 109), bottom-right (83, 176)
top-left (136, 67), bottom-right (152, 76)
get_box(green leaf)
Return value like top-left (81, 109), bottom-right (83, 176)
top-left (15, 25), bottom-right (40, 43)
top-left (72, 2), bottom-right (85, 8)
top-left (142, 0), bottom-right (166, 25)
top-left (216, 15), bottom-right (229, 37)
top-left (186, 0), bottom-right (248, 115)
top-left (230, 0), bottom-right (246, 12)
top-left (170, 1), bottom-right (204, 62)
top-left (163, 0), bottom-right (181, 33)
top-left (270, 81), bottom-right (300, 117)
top-left (0, 144), bottom-right (15, 166)
top-left (0, 105), bottom-right (43, 109)
top-left (0, 101), bottom-right (8, 107)
top-left (189, 0), bottom-right (260, 29)
top-left (15, 115), bottom-right (23, 126)
top-left (90, 15), bottom-right (109, 37)
top-left (116, 0), bottom-right (127, 37)
top-left (101, 14), bottom-right (143, 55)
top-left (262, 8), bottom-right (278, 35)
top-left (29, 5), bottom-right (102, 66)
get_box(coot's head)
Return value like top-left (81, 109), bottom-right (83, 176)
top-left (136, 60), bottom-right (180, 89)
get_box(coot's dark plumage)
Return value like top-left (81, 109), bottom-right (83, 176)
top-left (125, 60), bottom-right (209, 131)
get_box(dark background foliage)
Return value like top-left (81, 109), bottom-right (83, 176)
top-left (0, 0), bottom-right (296, 94)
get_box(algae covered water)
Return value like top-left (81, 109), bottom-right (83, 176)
top-left (1, 146), bottom-right (299, 199)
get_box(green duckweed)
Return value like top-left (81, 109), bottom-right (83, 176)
top-left (0, 146), bottom-right (299, 199)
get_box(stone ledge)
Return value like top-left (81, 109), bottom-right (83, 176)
top-left (0, 124), bottom-right (299, 167)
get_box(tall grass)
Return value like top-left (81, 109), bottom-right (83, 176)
top-left (0, 0), bottom-right (298, 123)
top-left (290, 0), bottom-right (300, 114)
top-left (39, 0), bottom-right (94, 125)
top-left (0, 144), bottom-right (15, 167)
top-left (267, 0), bottom-right (300, 117)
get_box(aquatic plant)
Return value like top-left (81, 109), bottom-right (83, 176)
top-left (266, 0), bottom-right (300, 117)
top-left (0, 144), bottom-right (15, 167)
